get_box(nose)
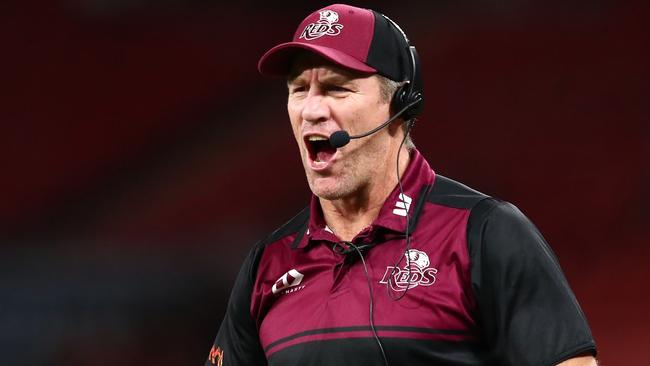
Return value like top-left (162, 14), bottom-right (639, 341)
top-left (301, 91), bottom-right (330, 124)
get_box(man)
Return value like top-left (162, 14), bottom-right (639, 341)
top-left (206, 4), bottom-right (597, 366)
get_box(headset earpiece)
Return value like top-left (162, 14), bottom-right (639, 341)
top-left (380, 13), bottom-right (424, 122)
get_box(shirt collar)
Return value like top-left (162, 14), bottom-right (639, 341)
top-left (293, 149), bottom-right (435, 249)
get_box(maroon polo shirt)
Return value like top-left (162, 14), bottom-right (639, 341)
top-left (206, 149), bottom-right (596, 366)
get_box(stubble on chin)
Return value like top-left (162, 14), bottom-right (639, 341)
top-left (304, 164), bottom-right (355, 201)
top-left (306, 173), bottom-right (346, 201)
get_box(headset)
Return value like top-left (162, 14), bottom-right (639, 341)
top-left (382, 13), bottom-right (424, 123)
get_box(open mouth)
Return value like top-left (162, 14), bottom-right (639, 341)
top-left (305, 136), bottom-right (337, 164)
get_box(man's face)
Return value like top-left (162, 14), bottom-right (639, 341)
top-left (287, 54), bottom-right (394, 201)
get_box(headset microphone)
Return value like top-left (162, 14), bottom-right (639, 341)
top-left (329, 97), bottom-right (421, 149)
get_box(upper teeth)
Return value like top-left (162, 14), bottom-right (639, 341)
top-left (308, 136), bottom-right (328, 141)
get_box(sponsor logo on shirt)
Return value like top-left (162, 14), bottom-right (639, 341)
top-left (272, 269), bottom-right (305, 295)
top-left (208, 345), bottom-right (223, 366)
top-left (299, 10), bottom-right (344, 41)
top-left (379, 249), bottom-right (437, 291)
top-left (393, 193), bottom-right (412, 217)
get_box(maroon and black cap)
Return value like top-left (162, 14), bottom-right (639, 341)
top-left (258, 4), bottom-right (412, 83)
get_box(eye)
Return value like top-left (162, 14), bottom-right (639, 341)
top-left (328, 85), bottom-right (351, 94)
top-left (289, 85), bottom-right (307, 95)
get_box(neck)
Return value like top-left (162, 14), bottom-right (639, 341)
top-left (320, 146), bottom-right (411, 241)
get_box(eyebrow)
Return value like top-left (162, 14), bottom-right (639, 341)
top-left (287, 72), bottom-right (354, 86)
top-left (320, 73), bottom-right (353, 85)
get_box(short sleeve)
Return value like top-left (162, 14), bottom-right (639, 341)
top-left (205, 243), bottom-right (267, 366)
top-left (467, 199), bottom-right (597, 366)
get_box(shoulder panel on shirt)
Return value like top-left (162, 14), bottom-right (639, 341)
top-left (466, 199), bottom-right (597, 365)
top-left (427, 175), bottom-right (490, 209)
top-left (256, 206), bottom-right (309, 249)
top-left (208, 237), bottom-right (268, 365)
top-left (206, 207), bottom-right (310, 366)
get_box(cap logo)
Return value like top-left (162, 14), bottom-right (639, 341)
top-left (299, 10), bottom-right (344, 41)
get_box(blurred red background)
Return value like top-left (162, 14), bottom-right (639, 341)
top-left (2, 1), bottom-right (648, 365)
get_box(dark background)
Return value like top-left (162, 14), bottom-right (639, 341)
top-left (2, 1), bottom-right (648, 365)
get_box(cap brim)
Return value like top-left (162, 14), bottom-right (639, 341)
top-left (258, 42), bottom-right (377, 77)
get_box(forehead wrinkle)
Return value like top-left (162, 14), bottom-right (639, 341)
top-left (288, 52), bottom-right (369, 85)
top-left (318, 71), bottom-right (354, 85)
top-left (287, 67), bottom-right (320, 88)
top-left (288, 67), bottom-right (363, 88)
